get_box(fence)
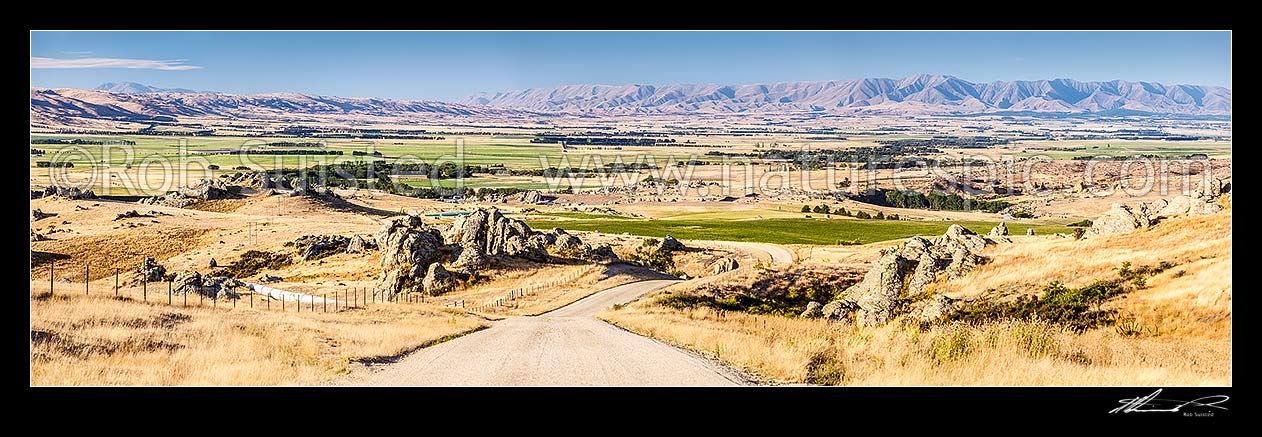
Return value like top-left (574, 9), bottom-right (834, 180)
top-left (33, 259), bottom-right (602, 315)
top-left (33, 259), bottom-right (369, 314)
top-left (444, 264), bottom-right (602, 313)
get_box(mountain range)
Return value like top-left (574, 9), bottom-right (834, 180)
top-left (30, 87), bottom-right (528, 126)
top-left (30, 75), bottom-right (1231, 127)
top-left (95, 81), bottom-right (200, 94)
top-left (461, 75), bottom-right (1231, 115)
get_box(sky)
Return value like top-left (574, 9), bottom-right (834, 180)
top-left (30, 31), bottom-right (1232, 101)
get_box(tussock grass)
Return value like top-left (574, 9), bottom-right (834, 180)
top-left (601, 305), bottom-right (1229, 385)
top-left (30, 287), bottom-right (486, 385)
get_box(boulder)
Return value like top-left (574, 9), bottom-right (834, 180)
top-left (173, 271), bottom-right (242, 299)
top-left (552, 234), bottom-right (583, 253)
top-left (139, 257), bottom-right (166, 282)
top-left (521, 190), bottom-right (543, 204)
top-left (657, 235), bottom-right (687, 252)
top-left (908, 293), bottom-right (957, 323)
top-left (31, 230), bottom-right (49, 242)
top-left (421, 263), bottom-right (456, 295)
top-left (41, 186), bottom-right (96, 200)
top-left (845, 251), bottom-right (910, 326)
top-left (376, 216), bottom-right (445, 298)
top-left (800, 301), bottom-right (823, 318)
top-left (32, 209), bottom-right (53, 221)
top-left (345, 234), bottom-right (378, 254)
top-left (583, 244), bottom-right (619, 263)
top-left (711, 257), bottom-right (740, 274)
top-left (932, 224), bottom-right (987, 253)
top-left (292, 235), bottom-right (352, 261)
top-left (1026, 228), bottom-right (1035, 236)
top-left (258, 274), bottom-right (282, 283)
top-left (113, 210), bottom-right (150, 221)
top-left (820, 299), bottom-right (857, 321)
top-left (451, 244), bottom-right (490, 270)
top-left (208, 258), bottom-right (217, 268)
top-left (988, 222), bottom-right (1008, 237)
top-left (1085, 203), bottom-right (1147, 237)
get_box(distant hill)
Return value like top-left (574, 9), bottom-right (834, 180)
top-left (95, 82), bottom-right (199, 94)
top-left (461, 74), bottom-right (1231, 115)
top-left (30, 87), bottom-right (534, 127)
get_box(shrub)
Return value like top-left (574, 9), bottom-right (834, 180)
top-left (801, 205), bottom-right (811, 213)
top-left (854, 211), bottom-right (872, 219)
top-left (1067, 219), bottom-right (1093, 227)
top-left (1072, 228), bottom-right (1086, 240)
top-left (805, 350), bottom-right (846, 385)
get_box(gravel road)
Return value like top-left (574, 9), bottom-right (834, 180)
top-left (349, 280), bottom-right (747, 386)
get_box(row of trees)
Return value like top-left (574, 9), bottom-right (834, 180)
top-left (800, 204), bottom-right (900, 220)
top-left (874, 189), bottom-right (1012, 213)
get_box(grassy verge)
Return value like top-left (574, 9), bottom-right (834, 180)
top-left (30, 286), bottom-right (487, 385)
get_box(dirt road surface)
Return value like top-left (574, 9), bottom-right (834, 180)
top-left (347, 280), bottom-right (747, 386)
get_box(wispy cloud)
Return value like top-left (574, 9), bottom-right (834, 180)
top-left (30, 57), bottom-right (202, 71)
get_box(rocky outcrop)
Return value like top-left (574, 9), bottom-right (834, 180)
top-left (522, 190), bottom-right (543, 204)
top-left (345, 235), bottom-right (377, 254)
top-left (820, 299), bottom-right (857, 322)
top-left (908, 293), bottom-right (957, 323)
top-left (988, 222), bottom-right (1008, 237)
top-left (1026, 228), bottom-right (1035, 236)
top-left (39, 186), bottom-right (96, 200)
top-left (822, 225), bottom-right (990, 327)
top-left (421, 263), bottom-right (457, 295)
top-left (291, 235), bottom-right (352, 261)
top-left (113, 210), bottom-right (152, 221)
top-left (1086, 203), bottom-right (1150, 237)
top-left (31, 230), bottom-right (49, 242)
top-left (800, 301), bottom-right (823, 318)
top-left (172, 270), bottom-right (243, 299)
top-left (1086, 177), bottom-right (1230, 238)
top-left (32, 209), bottom-right (53, 221)
top-left (376, 215), bottom-right (445, 298)
top-left (657, 235), bottom-right (687, 252)
top-left (711, 257), bottom-right (740, 274)
top-left (139, 257), bottom-right (166, 282)
top-left (258, 274), bottom-right (282, 283)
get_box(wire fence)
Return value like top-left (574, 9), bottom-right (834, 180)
top-left (32, 259), bottom-right (602, 315)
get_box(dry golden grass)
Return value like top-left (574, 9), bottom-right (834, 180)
top-left (601, 303), bottom-right (1230, 386)
top-left (31, 227), bottom-right (209, 281)
top-left (600, 213), bottom-right (1232, 386)
top-left (30, 283), bottom-right (486, 386)
top-left (936, 213), bottom-right (1232, 339)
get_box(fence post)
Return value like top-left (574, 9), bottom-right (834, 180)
top-left (324, 294), bottom-right (327, 312)
top-left (143, 278), bottom-right (147, 302)
top-left (168, 281), bottom-right (172, 305)
top-left (115, 267), bottom-right (119, 296)
top-left (353, 288), bottom-right (357, 308)
top-left (184, 288), bottom-right (187, 307)
top-left (297, 295), bottom-right (300, 313)
top-left (250, 291), bottom-right (254, 308)
top-left (281, 296), bottom-right (284, 312)
top-left (50, 260), bottom-right (55, 295)
top-left (85, 264), bottom-right (89, 295)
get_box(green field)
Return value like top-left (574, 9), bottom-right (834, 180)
top-left (1014, 140), bottom-right (1232, 159)
top-left (28, 134), bottom-right (706, 171)
top-left (525, 217), bottom-right (1073, 245)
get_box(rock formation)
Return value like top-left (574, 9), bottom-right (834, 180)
top-left (291, 234), bottom-right (352, 261)
top-left (421, 263), bottom-right (457, 295)
top-left (345, 235), bottom-right (378, 254)
top-left (138, 257), bottom-right (166, 282)
top-left (821, 225), bottom-right (991, 327)
top-left (988, 222), bottom-right (1008, 237)
top-left (39, 186), bottom-right (96, 200)
top-left (172, 270), bottom-right (243, 299)
top-left (711, 257), bottom-right (740, 274)
top-left (657, 235), bottom-right (687, 252)
top-left (32, 209), bottom-right (53, 221)
top-left (800, 301), bottom-right (823, 318)
top-left (375, 215), bottom-right (445, 297)
top-left (1086, 177), bottom-right (1230, 238)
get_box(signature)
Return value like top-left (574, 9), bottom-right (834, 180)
top-left (1110, 389), bottom-right (1229, 414)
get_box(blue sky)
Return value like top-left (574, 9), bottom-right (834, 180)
top-left (30, 31), bottom-right (1231, 101)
